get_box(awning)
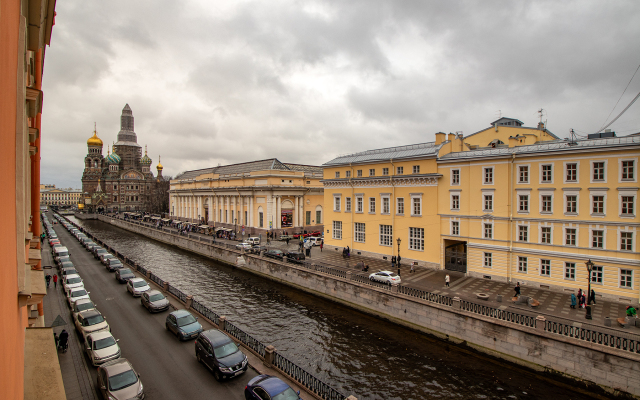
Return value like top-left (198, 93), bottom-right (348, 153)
top-left (198, 225), bottom-right (210, 229)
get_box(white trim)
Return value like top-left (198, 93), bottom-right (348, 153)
top-left (450, 168), bottom-right (461, 186)
top-left (482, 219), bottom-right (493, 239)
top-left (618, 191), bottom-right (636, 219)
top-left (345, 196), bottom-right (352, 213)
top-left (410, 194), bottom-right (422, 216)
top-left (517, 164), bottom-right (530, 184)
top-left (355, 195), bottom-right (363, 213)
top-left (618, 268), bottom-right (634, 290)
top-left (563, 191), bottom-right (579, 216)
top-left (517, 220), bottom-right (530, 242)
top-left (619, 158), bottom-right (638, 183)
top-left (482, 166), bottom-right (495, 185)
top-left (450, 218), bottom-right (460, 236)
top-left (590, 191), bottom-right (607, 217)
top-left (589, 224), bottom-right (606, 250)
top-left (380, 194), bottom-right (391, 215)
top-left (590, 159), bottom-right (608, 184)
top-left (539, 191), bottom-right (554, 214)
top-left (333, 194), bottom-right (341, 212)
top-left (563, 223), bottom-right (579, 247)
top-left (482, 192), bottom-right (493, 213)
top-left (450, 192), bottom-right (460, 212)
top-left (539, 222), bottom-right (553, 245)
top-left (563, 160), bottom-right (580, 184)
top-left (617, 226), bottom-right (636, 253)
top-left (539, 162), bottom-right (554, 184)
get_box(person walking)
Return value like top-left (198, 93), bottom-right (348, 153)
top-left (590, 289), bottom-right (596, 305)
top-left (570, 293), bottom-right (577, 309)
top-left (53, 274), bottom-right (58, 288)
top-left (320, 240), bottom-right (323, 252)
top-left (45, 274), bottom-right (51, 288)
top-left (445, 274), bottom-right (450, 287)
top-left (410, 262), bottom-right (415, 273)
top-left (514, 282), bottom-right (521, 298)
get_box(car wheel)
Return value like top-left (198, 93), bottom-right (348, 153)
top-left (213, 368), bottom-right (222, 381)
top-left (369, 277), bottom-right (374, 281)
top-left (196, 352), bottom-right (202, 364)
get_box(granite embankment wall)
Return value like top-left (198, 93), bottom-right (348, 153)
top-left (92, 215), bottom-right (640, 397)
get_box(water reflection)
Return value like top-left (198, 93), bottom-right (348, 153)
top-left (71, 218), bottom-right (591, 400)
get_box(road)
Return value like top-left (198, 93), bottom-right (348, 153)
top-left (54, 222), bottom-right (258, 400)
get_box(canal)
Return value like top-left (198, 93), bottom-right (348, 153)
top-left (70, 217), bottom-right (595, 400)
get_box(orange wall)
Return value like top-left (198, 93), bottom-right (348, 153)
top-left (0, 1), bottom-right (26, 399)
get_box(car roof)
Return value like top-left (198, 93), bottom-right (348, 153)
top-left (69, 287), bottom-right (87, 294)
top-left (65, 274), bottom-right (81, 280)
top-left (101, 358), bottom-right (133, 375)
top-left (75, 298), bottom-right (93, 306)
top-left (170, 309), bottom-right (192, 317)
top-left (54, 246), bottom-right (68, 251)
top-left (130, 277), bottom-right (146, 283)
top-left (87, 331), bottom-right (114, 341)
top-left (147, 289), bottom-right (162, 295)
top-left (201, 329), bottom-right (232, 346)
top-left (259, 376), bottom-right (291, 395)
top-left (79, 309), bottom-right (101, 318)
top-left (377, 271), bottom-right (394, 274)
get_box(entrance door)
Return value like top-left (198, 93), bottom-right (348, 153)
top-left (445, 242), bottom-right (467, 273)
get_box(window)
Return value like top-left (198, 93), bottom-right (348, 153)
top-left (396, 166), bottom-right (403, 175)
top-left (379, 225), bottom-right (392, 246)
top-left (519, 166), bottom-right (529, 183)
top-left (541, 227), bottom-right (551, 244)
top-left (622, 160), bottom-right (635, 180)
top-left (566, 163), bottom-right (577, 182)
top-left (566, 195), bottom-right (577, 213)
top-left (451, 221), bottom-right (459, 236)
top-left (620, 269), bottom-right (633, 288)
top-left (592, 195), bottom-right (604, 214)
top-left (565, 228), bottom-right (576, 246)
top-left (413, 165), bottom-right (420, 174)
top-left (484, 223), bottom-right (492, 239)
top-left (565, 262), bottom-right (576, 280)
top-left (484, 253), bottom-right (492, 268)
top-left (591, 265), bottom-right (603, 284)
top-left (345, 170), bottom-right (351, 178)
top-left (484, 167), bottom-right (493, 184)
top-left (397, 198), bottom-right (404, 214)
top-left (484, 195), bottom-right (493, 211)
top-left (519, 195), bottom-right (529, 212)
top-left (621, 232), bottom-right (633, 251)
top-left (541, 195), bottom-right (553, 213)
top-left (369, 198), bottom-right (376, 213)
top-left (621, 196), bottom-right (634, 215)
top-left (306, 211), bottom-right (311, 225)
top-left (259, 212), bottom-right (263, 228)
top-left (409, 227), bottom-right (424, 251)
top-left (409, 197), bottom-right (421, 216)
top-left (333, 196), bottom-right (341, 212)
top-left (451, 195), bottom-right (460, 210)
top-left (369, 169), bottom-right (375, 176)
top-left (357, 170), bottom-right (362, 177)
top-left (541, 164), bottom-right (553, 182)
top-left (540, 259), bottom-right (551, 277)
top-left (592, 230), bottom-right (604, 248)
top-left (332, 221), bottom-right (342, 239)
top-left (451, 169), bottom-right (460, 185)
top-left (335, 172), bottom-right (340, 178)
top-left (113, 185), bottom-right (117, 190)
top-left (592, 162), bottom-right (605, 181)
top-left (382, 168), bottom-right (389, 176)
top-left (345, 197), bottom-right (351, 212)
top-left (354, 223), bottom-right (365, 243)
top-left (356, 196), bottom-right (363, 213)
top-left (518, 225), bottom-right (528, 242)
top-left (518, 257), bottom-right (527, 273)
top-left (316, 210), bottom-right (322, 224)
top-left (382, 197), bottom-right (390, 214)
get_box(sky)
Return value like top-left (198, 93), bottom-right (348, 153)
top-left (40, 0), bottom-right (640, 189)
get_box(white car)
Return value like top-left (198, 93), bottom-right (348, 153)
top-left (63, 274), bottom-right (84, 292)
top-left (71, 298), bottom-right (97, 324)
top-left (100, 253), bottom-right (115, 265)
top-left (369, 271), bottom-right (402, 285)
top-left (126, 278), bottom-right (150, 297)
top-left (75, 310), bottom-right (110, 339)
top-left (307, 237), bottom-right (323, 246)
top-left (84, 331), bottom-right (121, 366)
top-left (235, 242), bottom-right (252, 250)
top-left (67, 287), bottom-right (90, 307)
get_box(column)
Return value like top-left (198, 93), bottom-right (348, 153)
top-left (214, 196), bottom-right (218, 223)
top-left (276, 196), bottom-right (282, 229)
top-left (294, 196), bottom-right (299, 228)
top-left (225, 196), bottom-right (229, 223)
top-left (249, 196), bottom-right (254, 228)
top-left (232, 196), bottom-right (237, 225)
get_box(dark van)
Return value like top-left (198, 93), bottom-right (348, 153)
top-left (285, 251), bottom-right (305, 263)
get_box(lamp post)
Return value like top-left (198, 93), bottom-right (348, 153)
top-left (234, 218), bottom-right (238, 239)
top-left (585, 259), bottom-right (594, 320)
top-left (396, 237), bottom-right (402, 276)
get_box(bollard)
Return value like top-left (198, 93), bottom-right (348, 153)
top-left (535, 316), bottom-right (546, 333)
top-left (391, 283), bottom-right (399, 293)
top-left (163, 282), bottom-right (169, 292)
top-left (452, 296), bottom-right (461, 309)
top-left (346, 270), bottom-right (352, 280)
top-left (604, 317), bottom-right (612, 327)
top-left (263, 345), bottom-right (275, 368)
top-left (146, 270), bottom-right (151, 279)
top-left (218, 316), bottom-right (226, 331)
top-left (185, 295), bottom-right (193, 309)
top-left (496, 294), bottom-right (503, 302)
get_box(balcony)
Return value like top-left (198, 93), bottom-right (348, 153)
top-left (24, 328), bottom-right (66, 400)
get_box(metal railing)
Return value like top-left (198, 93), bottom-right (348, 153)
top-left (460, 300), bottom-right (536, 327)
top-left (224, 321), bottom-right (266, 358)
top-left (545, 319), bottom-right (640, 354)
top-left (273, 353), bottom-right (346, 400)
top-left (167, 284), bottom-right (188, 303)
top-left (191, 299), bottom-right (220, 326)
top-left (148, 272), bottom-right (164, 288)
top-left (351, 274), bottom-right (391, 290)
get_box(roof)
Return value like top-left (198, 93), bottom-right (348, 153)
top-left (201, 329), bottom-right (233, 346)
top-left (260, 376), bottom-right (291, 395)
top-left (323, 142), bottom-right (442, 166)
top-left (101, 358), bottom-right (134, 375)
top-left (175, 158), bottom-right (321, 180)
top-left (440, 135), bottom-right (640, 161)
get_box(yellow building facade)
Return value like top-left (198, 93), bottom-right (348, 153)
top-left (170, 158), bottom-right (324, 235)
top-left (323, 118), bottom-right (639, 303)
top-left (40, 185), bottom-right (82, 206)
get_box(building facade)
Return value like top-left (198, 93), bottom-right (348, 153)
top-left (323, 118), bottom-right (639, 303)
top-left (170, 159), bottom-right (323, 235)
top-left (81, 104), bottom-right (165, 212)
top-left (40, 185), bottom-right (82, 207)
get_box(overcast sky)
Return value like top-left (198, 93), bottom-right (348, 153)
top-left (41, 0), bottom-right (640, 188)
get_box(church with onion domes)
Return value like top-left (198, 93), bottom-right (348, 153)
top-left (81, 104), bottom-right (165, 212)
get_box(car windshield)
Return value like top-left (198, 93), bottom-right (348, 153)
top-left (71, 289), bottom-right (87, 297)
top-left (63, 269), bottom-right (77, 275)
top-left (67, 277), bottom-right (82, 284)
top-left (93, 336), bottom-right (116, 350)
top-left (110, 261), bottom-right (122, 265)
top-left (149, 293), bottom-right (165, 302)
top-left (76, 301), bottom-right (94, 312)
top-left (213, 342), bottom-right (238, 358)
top-left (133, 281), bottom-right (147, 288)
top-left (83, 315), bottom-right (104, 326)
top-left (176, 314), bottom-right (197, 326)
top-left (272, 387), bottom-right (300, 400)
top-left (389, 273), bottom-right (399, 277)
top-left (97, 249), bottom-right (106, 253)
top-left (108, 370), bottom-right (138, 391)
top-left (120, 269), bottom-right (132, 275)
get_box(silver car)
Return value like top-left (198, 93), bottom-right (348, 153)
top-left (71, 299), bottom-right (96, 324)
top-left (126, 278), bottom-right (150, 297)
top-left (97, 358), bottom-right (144, 399)
top-left (85, 331), bottom-right (121, 366)
top-left (75, 310), bottom-right (110, 339)
top-left (141, 290), bottom-right (170, 313)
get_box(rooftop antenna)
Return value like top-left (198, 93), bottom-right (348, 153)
top-left (496, 110), bottom-right (502, 119)
top-left (538, 108), bottom-right (546, 123)
top-left (568, 129), bottom-right (578, 146)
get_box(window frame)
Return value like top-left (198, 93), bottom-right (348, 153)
top-left (564, 161), bottom-right (579, 183)
top-left (591, 193), bottom-right (606, 216)
top-left (590, 160), bottom-right (607, 183)
top-left (483, 222), bottom-right (493, 239)
top-left (355, 195), bottom-right (363, 213)
top-left (518, 225), bottom-right (528, 242)
top-left (540, 259), bottom-right (551, 277)
top-left (565, 227), bottom-right (577, 246)
top-left (335, 171), bottom-right (340, 179)
top-left (451, 193), bottom-right (460, 211)
top-left (396, 197), bottom-right (404, 215)
top-left (590, 265), bottom-right (603, 285)
top-left (381, 194), bottom-right (391, 215)
top-left (379, 224), bottom-right (393, 246)
top-left (540, 192), bottom-right (554, 214)
top-left (410, 194), bottom-right (422, 217)
top-left (450, 220), bottom-right (459, 236)
top-left (412, 165), bottom-right (420, 174)
top-left (540, 225), bottom-right (552, 244)
top-left (354, 222), bottom-right (366, 243)
top-left (484, 252), bottom-right (492, 268)
top-left (564, 192), bottom-right (579, 215)
top-left (540, 163), bottom-right (554, 184)
top-left (382, 167), bottom-right (389, 176)
top-left (564, 262), bottom-right (576, 280)
top-left (345, 197), bottom-right (352, 213)
top-left (619, 159), bottom-right (637, 182)
top-left (620, 194), bottom-right (635, 217)
top-left (408, 227), bottom-right (425, 251)
top-left (518, 164), bottom-right (530, 184)
top-left (332, 221), bottom-right (342, 240)
top-left (620, 230), bottom-right (634, 252)
top-left (591, 229), bottom-right (604, 249)
top-left (620, 269), bottom-right (633, 289)
top-left (451, 169), bottom-right (460, 185)
top-left (518, 256), bottom-right (528, 273)
top-left (483, 166), bottom-right (494, 185)
top-left (368, 197), bottom-right (376, 214)
top-left (396, 166), bottom-right (403, 175)
top-left (369, 168), bottom-right (375, 177)
top-left (333, 194), bottom-right (341, 212)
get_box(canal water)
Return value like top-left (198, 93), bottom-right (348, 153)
top-left (70, 218), bottom-right (594, 400)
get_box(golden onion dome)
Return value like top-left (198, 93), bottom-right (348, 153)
top-left (87, 130), bottom-right (103, 147)
top-left (156, 155), bottom-right (163, 170)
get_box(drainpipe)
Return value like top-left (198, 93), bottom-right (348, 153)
top-left (390, 159), bottom-right (395, 258)
top-left (508, 153), bottom-right (515, 283)
top-left (350, 163), bottom-right (354, 252)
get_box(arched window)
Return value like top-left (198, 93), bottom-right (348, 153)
top-left (315, 205), bottom-right (323, 224)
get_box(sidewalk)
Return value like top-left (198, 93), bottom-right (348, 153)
top-left (42, 237), bottom-right (100, 400)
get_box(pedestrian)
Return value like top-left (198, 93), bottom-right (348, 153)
top-left (514, 282), bottom-right (521, 298)
top-left (45, 274), bottom-right (51, 288)
top-left (445, 274), bottom-right (450, 287)
top-left (320, 240), bottom-right (323, 252)
top-left (570, 293), bottom-right (577, 309)
top-left (626, 306), bottom-right (637, 318)
top-left (286, 238), bottom-right (290, 246)
top-left (53, 274), bottom-right (58, 288)
top-left (581, 294), bottom-right (587, 308)
top-left (266, 236), bottom-right (271, 245)
top-left (578, 294), bottom-right (585, 308)
top-left (391, 255), bottom-right (396, 269)
top-left (410, 262), bottom-right (415, 273)
top-left (590, 289), bottom-right (596, 305)
top-left (577, 288), bottom-right (582, 300)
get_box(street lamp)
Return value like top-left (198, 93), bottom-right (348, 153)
top-left (396, 237), bottom-right (402, 275)
top-left (585, 259), bottom-right (594, 320)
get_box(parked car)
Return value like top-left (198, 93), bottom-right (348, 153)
top-left (249, 245), bottom-right (268, 255)
top-left (94, 248), bottom-right (108, 259)
top-left (368, 271), bottom-right (402, 285)
top-left (100, 253), bottom-right (115, 265)
top-left (58, 258), bottom-right (73, 268)
top-left (67, 287), bottom-right (90, 307)
top-left (126, 278), bottom-right (150, 297)
top-left (278, 234), bottom-right (293, 241)
top-left (195, 329), bottom-right (248, 381)
top-left (141, 290), bottom-right (170, 313)
top-left (307, 237), bottom-right (323, 246)
top-left (284, 251), bottom-right (305, 263)
top-left (106, 259), bottom-right (124, 272)
top-left (235, 242), bottom-right (252, 250)
top-left (264, 249), bottom-right (284, 260)
top-left (71, 299), bottom-right (97, 324)
top-left (96, 358), bottom-right (144, 400)
top-left (165, 310), bottom-right (203, 341)
top-left (53, 246), bottom-right (69, 263)
top-left (246, 237), bottom-right (260, 245)
top-left (63, 274), bottom-right (84, 292)
top-left (60, 267), bottom-right (78, 278)
top-left (86, 243), bottom-right (98, 253)
top-left (84, 331), bottom-right (121, 366)
top-left (245, 375), bottom-right (301, 400)
top-left (115, 268), bottom-right (135, 283)
top-left (75, 310), bottom-right (110, 339)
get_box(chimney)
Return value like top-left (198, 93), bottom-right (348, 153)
top-left (447, 133), bottom-right (455, 142)
top-left (508, 136), bottom-right (519, 148)
top-left (435, 132), bottom-right (446, 145)
top-left (537, 122), bottom-right (545, 130)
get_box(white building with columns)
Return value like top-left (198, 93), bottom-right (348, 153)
top-left (170, 159), bottom-right (324, 235)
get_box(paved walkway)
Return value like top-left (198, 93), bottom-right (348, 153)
top-left (42, 230), bottom-right (100, 400)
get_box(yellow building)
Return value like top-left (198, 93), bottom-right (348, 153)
top-left (323, 118), bottom-right (639, 303)
top-left (170, 158), bottom-right (324, 235)
top-left (40, 185), bottom-right (82, 206)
